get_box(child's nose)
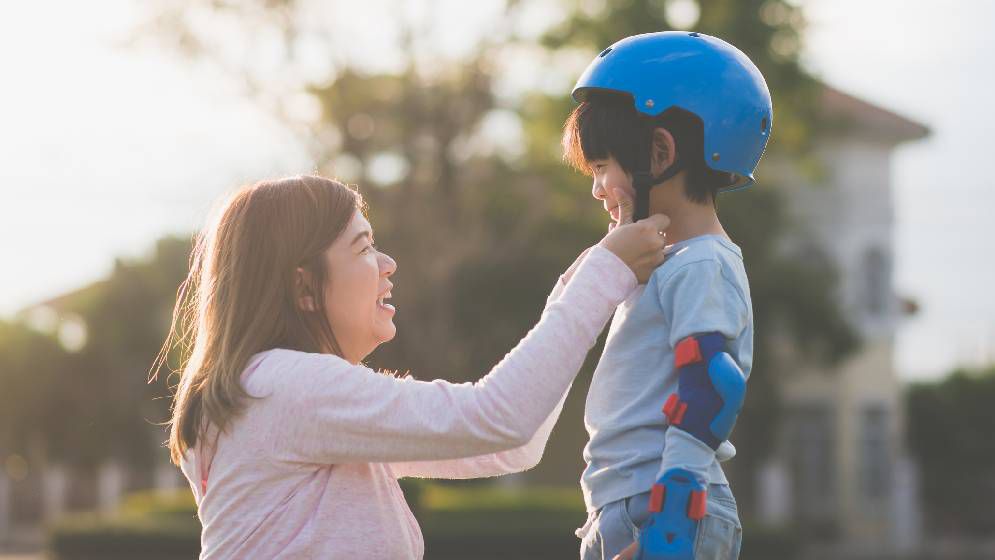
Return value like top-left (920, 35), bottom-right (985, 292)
top-left (592, 179), bottom-right (607, 201)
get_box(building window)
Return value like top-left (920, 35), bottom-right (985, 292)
top-left (863, 247), bottom-right (888, 315)
top-left (860, 405), bottom-right (891, 502)
top-left (787, 403), bottom-right (837, 522)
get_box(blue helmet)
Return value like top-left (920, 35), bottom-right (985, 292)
top-left (572, 31), bottom-right (772, 193)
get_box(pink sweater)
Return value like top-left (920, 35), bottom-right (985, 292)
top-left (178, 245), bottom-right (636, 559)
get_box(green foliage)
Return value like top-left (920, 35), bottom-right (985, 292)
top-left (0, 321), bottom-right (73, 455)
top-left (117, 489), bottom-right (198, 518)
top-left (1, 2), bottom-right (863, 539)
top-left (740, 522), bottom-right (803, 559)
top-left (422, 482), bottom-right (584, 512)
top-left (45, 486), bottom-right (800, 559)
top-left (47, 512), bottom-right (200, 560)
top-left (906, 367), bottom-right (995, 536)
top-left (0, 237), bottom-right (192, 466)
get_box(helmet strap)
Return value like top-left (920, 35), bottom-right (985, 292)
top-left (632, 154), bottom-right (683, 222)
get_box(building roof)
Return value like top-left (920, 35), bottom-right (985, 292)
top-left (18, 279), bottom-right (107, 317)
top-left (820, 85), bottom-right (931, 143)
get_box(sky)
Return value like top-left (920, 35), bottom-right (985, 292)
top-left (802, 0), bottom-right (995, 379)
top-left (1, 0), bottom-right (992, 382)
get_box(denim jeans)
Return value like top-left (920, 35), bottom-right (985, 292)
top-left (577, 483), bottom-right (742, 560)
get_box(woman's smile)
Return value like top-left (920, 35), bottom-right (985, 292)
top-left (377, 293), bottom-right (395, 314)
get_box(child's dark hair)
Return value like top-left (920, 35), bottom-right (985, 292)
top-left (562, 91), bottom-right (733, 205)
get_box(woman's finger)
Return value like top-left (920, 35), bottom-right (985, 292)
top-left (653, 250), bottom-right (667, 268)
top-left (612, 541), bottom-right (639, 560)
top-left (639, 213), bottom-right (671, 237)
top-left (612, 188), bottom-right (634, 226)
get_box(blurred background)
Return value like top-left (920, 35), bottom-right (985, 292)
top-left (1, 0), bottom-right (993, 558)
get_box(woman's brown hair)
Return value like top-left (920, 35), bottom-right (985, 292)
top-left (154, 175), bottom-right (364, 465)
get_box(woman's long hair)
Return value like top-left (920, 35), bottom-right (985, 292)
top-left (154, 175), bottom-right (363, 465)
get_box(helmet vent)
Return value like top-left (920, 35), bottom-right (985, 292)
top-left (599, 47), bottom-right (613, 58)
top-left (689, 32), bottom-right (700, 37)
top-left (712, 152), bottom-right (721, 162)
top-left (761, 117), bottom-right (769, 132)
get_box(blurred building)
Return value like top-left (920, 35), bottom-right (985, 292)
top-left (757, 85), bottom-right (929, 552)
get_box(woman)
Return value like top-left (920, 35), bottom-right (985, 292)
top-left (160, 175), bottom-right (669, 558)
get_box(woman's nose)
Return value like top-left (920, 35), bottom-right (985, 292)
top-left (378, 252), bottom-right (397, 277)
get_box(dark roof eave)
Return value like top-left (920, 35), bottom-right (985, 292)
top-left (820, 85), bottom-right (931, 143)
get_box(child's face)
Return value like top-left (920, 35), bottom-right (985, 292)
top-left (589, 156), bottom-right (636, 223)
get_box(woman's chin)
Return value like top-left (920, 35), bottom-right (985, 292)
top-left (374, 323), bottom-right (397, 344)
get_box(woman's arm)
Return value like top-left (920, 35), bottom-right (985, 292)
top-left (544, 247), bottom-right (593, 307)
top-left (388, 213), bottom-right (664, 476)
top-left (390, 248), bottom-right (595, 479)
top-left (389, 382), bottom-right (571, 479)
top-left (263, 246), bottom-right (635, 466)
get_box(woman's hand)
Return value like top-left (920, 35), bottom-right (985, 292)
top-left (612, 542), bottom-right (639, 560)
top-left (600, 188), bottom-right (670, 284)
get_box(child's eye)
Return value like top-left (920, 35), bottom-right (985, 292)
top-left (361, 244), bottom-right (377, 255)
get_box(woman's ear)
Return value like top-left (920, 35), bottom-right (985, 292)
top-left (650, 127), bottom-right (677, 176)
top-left (295, 267), bottom-right (316, 312)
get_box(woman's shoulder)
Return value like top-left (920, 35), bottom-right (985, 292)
top-left (241, 347), bottom-right (356, 396)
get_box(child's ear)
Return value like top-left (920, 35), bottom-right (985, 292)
top-left (295, 267), bottom-right (317, 312)
top-left (650, 127), bottom-right (678, 175)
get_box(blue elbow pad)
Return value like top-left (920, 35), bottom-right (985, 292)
top-left (635, 467), bottom-right (707, 560)
top-left (661, 332), bottom-right (747, 450)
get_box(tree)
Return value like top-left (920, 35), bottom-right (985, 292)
top-left (0, 321), bottom-right (73, 464)
top-left (906, 367), bottom-right (995, 536)
top-left (0, 237), bottom-right (193, 469)
top-left (133, 0), bottom-right (859, 516)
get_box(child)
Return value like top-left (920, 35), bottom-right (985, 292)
top-left (562, 32), bottom-right (772, 560)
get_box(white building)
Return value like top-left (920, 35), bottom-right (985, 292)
top-left (758, 85), bottom-right (929, 552)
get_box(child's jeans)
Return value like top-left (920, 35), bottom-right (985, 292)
top-left (577, 483), bottom-right (742, 560)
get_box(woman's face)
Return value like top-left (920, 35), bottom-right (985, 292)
top-left (318, 209), bottom-right (397, 363)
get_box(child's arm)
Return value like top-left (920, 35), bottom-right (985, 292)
top-left (625, 260), bottom-right (750, 559)
top-left (655, 259), bottom-right (750, 483)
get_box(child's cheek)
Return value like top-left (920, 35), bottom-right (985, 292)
top-left (613, 173), bottom-right (636, 198)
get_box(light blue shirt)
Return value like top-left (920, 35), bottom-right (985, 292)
top-left (580, 234), bottom-right (754, 512)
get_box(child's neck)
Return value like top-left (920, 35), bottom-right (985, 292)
top-left (653, 197), bottom-right (726, 247)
